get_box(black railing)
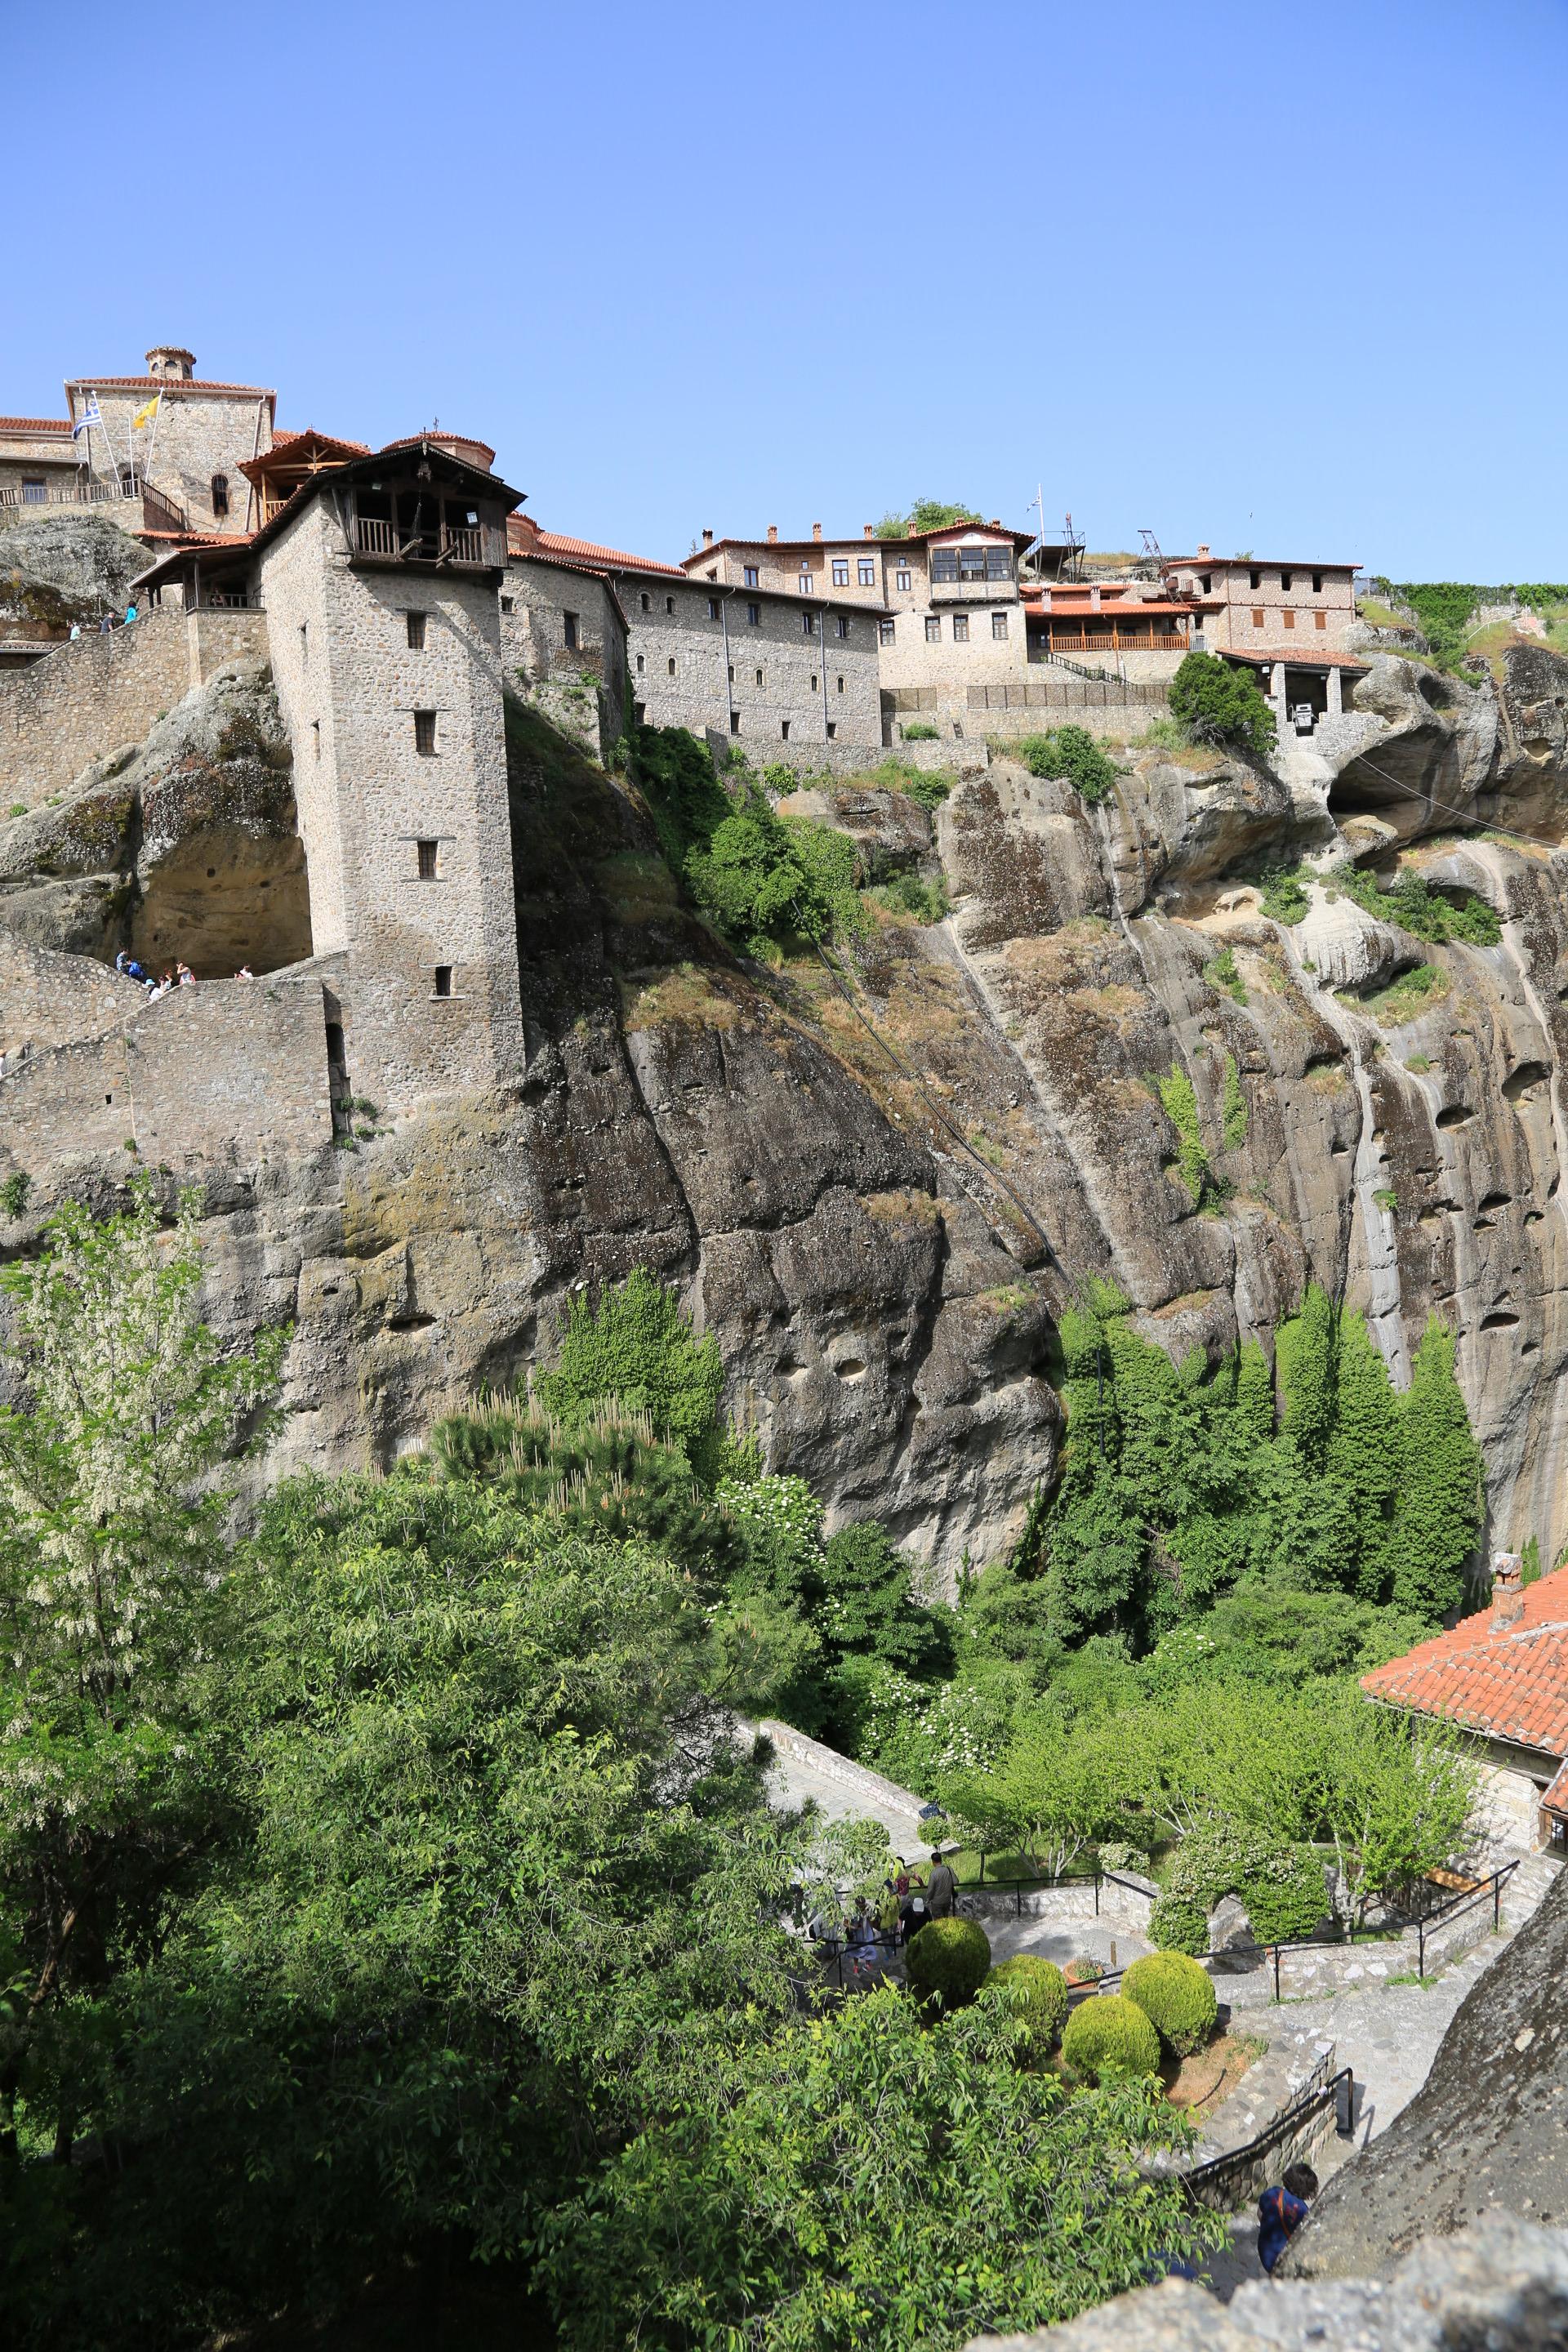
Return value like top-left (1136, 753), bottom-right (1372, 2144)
top-left (1181, 2057), bottom-right (1354, 2212)
top-left (1415, 1859), bottom-right (1517, 1978)
top-left (965, 1860), bottom-right (1158, 1918)
top-left (1210, 1859), bottom-right (1520, 1998)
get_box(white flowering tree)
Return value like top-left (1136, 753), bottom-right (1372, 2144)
top-left (0, 1177), bottom-right (284, 2160)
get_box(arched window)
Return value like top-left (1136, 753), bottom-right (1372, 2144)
top-left (211, 473), bottom-right (230, 518)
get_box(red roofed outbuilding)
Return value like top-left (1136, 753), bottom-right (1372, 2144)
top-left (1361, 1555), bottom-right (1568, 1853)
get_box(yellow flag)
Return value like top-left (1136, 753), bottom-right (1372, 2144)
top-left (131, 394), bottom-right (160, 430)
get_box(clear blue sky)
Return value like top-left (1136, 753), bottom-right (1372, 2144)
top-left (10, 0), bottom-right (1566, 578)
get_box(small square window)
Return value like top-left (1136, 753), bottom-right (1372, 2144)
top-left (744, 564), bottom-right (760, 588)
top-left (835, 614), bottom-right (849, 638)
top-left (564, 609), bottom-right (580, 649)
top-left (1312, 572), bottom-right (1323, 593)
top-left (826, 721), bottom-right (836, 739)
top-left (831, 559), bottom-right (849, 586)
top-left (991, 611), bottom-right (1009, 639)
top-left (434, 964), bottom-right (453, 998)
top-left (416, 837), bottom-right (438, 880)
top-left (1282, 608), bottom-right (1296, 629)
top-left (636, 653), bottom-right (645, 672)
top-left (951, 613), bottom-right (969, 642)
top-left (500, 594), bottom-right (514, 614)
top-left (1281, 571), bottom-right (1294, 590)
top-left (707, 597), bottom-right (720, 620)
top-left (1314, 609), bottom-right (1328, 630)
top-left (880, 617), bottom-right (895, 645)
top-left (746, 601), bottom-right (761, 625)
top-left (835, 675), bottom-right (844, 693)
top-left (924, 616), bottom-right (941, 641)
top-left (755, 667), bottom-right (764, 685)
top-left (858, 558), bottom-right (875, 586)
top-left (413, 709), bottom-right (437, 754)
top-left (1252, 608), bottom-right (1265, 629)
top-left (780, 719), bottom-right (791, 740)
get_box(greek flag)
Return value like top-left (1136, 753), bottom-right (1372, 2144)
top-left (70, 394), bottom-right (104, 441)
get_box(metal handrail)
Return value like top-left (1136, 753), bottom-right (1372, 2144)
top-left (1181, 2060), bottom-right (1354, 2210)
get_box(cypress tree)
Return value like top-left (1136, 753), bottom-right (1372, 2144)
top-left (1385, 1317), bottom-right (1483, 1619)
top-left (1325, 1312), bottom-right (1403, 1599)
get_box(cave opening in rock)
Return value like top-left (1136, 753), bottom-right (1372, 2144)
top-left (127, 827), bottom-right (314, 982)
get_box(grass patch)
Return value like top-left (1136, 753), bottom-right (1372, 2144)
top-left (1344, 961), bottom-right (1450, 1027)
top-left (618, 962), bottom-right (741, 1031)
top-left (1204, 945), bottom-right (1247, 1005)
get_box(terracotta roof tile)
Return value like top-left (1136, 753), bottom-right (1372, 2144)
top-left (510, 518), bottom-right (685, 578)
top-left (66, 377), bottom-right (275, 398)
top-left (1361, 1566), bottom-right (1568, 1756)
top-left (0, 416), bottom-right (74, 434)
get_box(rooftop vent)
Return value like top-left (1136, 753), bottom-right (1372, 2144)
top-left (145, 345), bottom-right (196, 381)
top-left (1490, 1551), bottom-right (1526, 1630)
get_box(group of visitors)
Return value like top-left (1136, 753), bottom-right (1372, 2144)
top-left (817, 1849), bottom-right (960, 1983)
top-left (115, 951), bottom-right (195, 997)
top-left (67, 603), bottom-right (139, 642)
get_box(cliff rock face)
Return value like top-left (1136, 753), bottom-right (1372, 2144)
top-left (6, 644), bottom-right (1568, 1574)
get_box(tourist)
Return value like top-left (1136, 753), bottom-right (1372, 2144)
top-left (925, 1849), bottom-right (957, 1918)
top-left (69, 622), bottom-right (81, 640)
top-left (845, 1898), bottom-right (878, 1980)
top-left (99, 613), bottom-right (113, 635)
top-left (898, 1863), bottom-right (929, 1944)
top-left (125, 956), bottom-right (147, 984)
top-left (1257, 2163), bottom-right (1317, 2275)
top-left (114, 950), bottom-right (127, 973)
top-left (124, 601), bottom-right (138, 626)
top-left (235, 964), bottom-right (253, 980)
top-left (176, 961), bottom-right (195, 987)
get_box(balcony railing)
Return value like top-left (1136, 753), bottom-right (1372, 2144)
top-left (353, 516), bottom-right (500, 567)
top-left (1040, 628), bottom-right (1189, 653)
top-left (0, 473), bottom-right (189, 531)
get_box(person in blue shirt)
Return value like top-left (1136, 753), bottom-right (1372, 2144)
top-left (1258, 2163), bottom-right (1317, 2274)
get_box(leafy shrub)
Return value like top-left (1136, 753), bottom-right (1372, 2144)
top-left (1156, 1068), bottom-right (1211, 1205)
top-left (1165, 1820), bottom-right (1328, 1945)
top-left (1147, 1895), bottom-right (1209, 1957)
top-left (875, 498), bottom-right (982, 537)
top-left (1061, 1993), bottom-right (1161, 2082)
top-left (871, 871), bottom-right (949, 922)
top-left (1120, 1953), bottom-right (1217, 2056)
top-left (899, 768), bottom-right (953, 813)
top-left (1016, 725), bottom-right (1119, 806)
top-left (1169, 653), bottom-right (1277, 756)
top-left (1260, 863), bottom-right (1312, 923)
top-left (990, 1954), bottom-right (1069, 2058)
top-left (0, 1170), bottom-right (31, 1220)
top-left (902, 721), bottom-right (939, 741)
top-left (1205, 946), bottom-right (1246, 1006)
top-left (532, 1266), bottom-right (724, 1463)
top-left (1096, 1841), bottom-right (1146, 1875)
top-left (906, 1915), bottom-right (992, 2011)
top-left (1334, 862), bottom-right (1501, 948)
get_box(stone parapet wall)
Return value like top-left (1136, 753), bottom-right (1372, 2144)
top-left (0, 608), bottom-right (270, 808)
top-left (0, 933), bottom-right (145, 1058)
top-left (699, 728), bottom-right (976, 780)
top-left (0, 966), bottom-right (333, 1176)
top-left (0, 611), bottom-right (192, 804)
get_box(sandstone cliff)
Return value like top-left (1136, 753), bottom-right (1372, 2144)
top-left (5, 640), bottom-right (1568, 1575)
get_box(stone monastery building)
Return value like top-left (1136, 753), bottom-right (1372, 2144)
top-left (0, 341), bottom-right (1372, 1173)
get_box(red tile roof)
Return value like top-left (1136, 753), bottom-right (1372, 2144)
top-left (66, 376), bottom-right (275, 397)
top-left (682, 522), bottom-right (1035, 568)
top-left (510, 517), bottom-right (685, 578)
top-left (1361, 1566), bottom-right (1568, 1757)
top-left (1544, 1760), bottom-right (1568, 1816)
top-left (0, 416), bottom-right (74, 434)
top-left (269, 427), bottom-right (372, 457)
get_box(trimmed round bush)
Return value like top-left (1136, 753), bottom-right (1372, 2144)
top-left (906, 1916), bottom-right (992, 2011)
top-left (1147, 1894), bottom-right (1209, 1957)
top-left (1060, 1993), bottom-right (1161, 2083)
top-left (990, 1954), bottom-right (1069, 2058)
top-left (1121, 1952), bottom-right (1218, 2056)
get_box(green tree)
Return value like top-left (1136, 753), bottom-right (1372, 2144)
top-left (1385, 1317), bottom-right (1483, 1617)
top-left (533, 1265), bottom-right (724, 1461)
top-left (875, 499), bottom-right (983, 538)
top-left (0, 1178), bottom-right (284, 2173)
top-left (1016, 724), bottom-right (1119, 806)
top-left (540, 1988), bottom-right (1219, 2352)
top-left (1169, 652), bottom-right (1277, 755)
top-left (948, 1708), bottom-right (1137, 1877)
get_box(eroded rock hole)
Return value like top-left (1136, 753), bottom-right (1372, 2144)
top-left (1478, 1191), bottom-right (1512, 1212)
top-left (1480, 1310), bottom-right (1521, 1331)
top-left (833, 1357), bottom-right (867, 1383)
top-left (1503, 1061), bottom-right (1552, 1104)
top-left (1435, 1104), bottom-right (1476, 1129)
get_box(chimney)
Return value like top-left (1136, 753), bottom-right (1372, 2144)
top-left (1490, 1552), bottom-right (1526, 1629)
top-left (145, 345), bottom-right (196, 381)
top-left (991, 518), bottom-right (1002, 528)
top-left (702, 527), bottom-right (713, 547)
top-left (812, 522), bottom-right (822, 541)
top-left (863, 523), bottom-right (874, 538)
top-left (1196, 542), bottom-right (1211, 560)
top-left (767, 524), bottom-right (778, 544)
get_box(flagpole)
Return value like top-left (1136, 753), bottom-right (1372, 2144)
top-left (142, 394), bottom-right (163, 492)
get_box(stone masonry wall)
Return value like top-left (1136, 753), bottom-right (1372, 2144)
top-left (502, 557), bottom-right (628, 759)
top-left (0, 611), bottom-right (192, 804)
top-left (0, 933), bottom-right (145, 1059)
top-left (0, 967), bottom-right (333, 1177)
top-left (627, 577), bottom-right (881, 748)
top-left (73, 383), bottom-right (272, 537)
top-left (0, 608), bottom-right (269, 806)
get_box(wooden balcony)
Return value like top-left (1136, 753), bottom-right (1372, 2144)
top-left (352, 514), bottom-right (504, 568)
top-left (1040, 628), bottom-right (1189, 654)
